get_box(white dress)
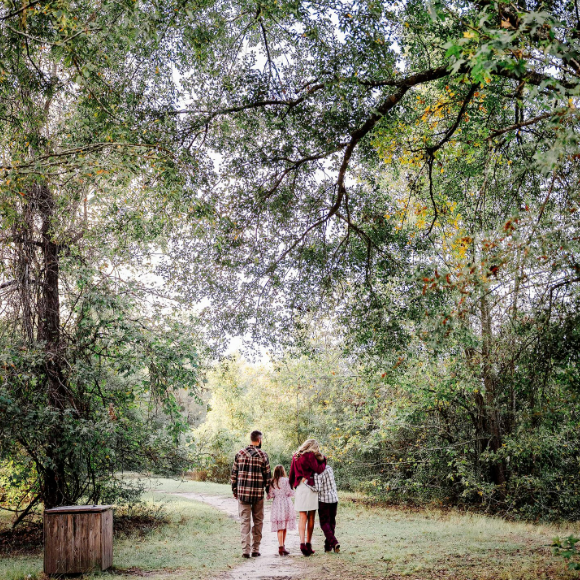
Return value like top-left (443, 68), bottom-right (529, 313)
top-left (294, 480), bottom-right (319, 512)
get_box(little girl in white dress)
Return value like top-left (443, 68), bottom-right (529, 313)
top-left (267, 465), bottom-right (296, 556)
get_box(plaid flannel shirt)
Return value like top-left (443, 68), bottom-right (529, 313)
top-left (231, 445), bottom-right (271, 503)
top-left (306, 466), bottom-right (338, 504)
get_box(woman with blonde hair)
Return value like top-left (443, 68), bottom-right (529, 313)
top-left (288, 438), bottom-right (326, 556)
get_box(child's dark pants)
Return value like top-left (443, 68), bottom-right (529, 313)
top-left (318, 501), bottom-right (339, 549)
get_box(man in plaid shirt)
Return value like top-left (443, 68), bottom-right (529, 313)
top-left (231, 430), bottom-right (272, 558)
top-left (306, 464), bottom-right (340, 552)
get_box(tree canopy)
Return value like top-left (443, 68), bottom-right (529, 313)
top-left (161, 0), bottom-right (579, 344)
top-left (0, 0), bottom-right (579, 521)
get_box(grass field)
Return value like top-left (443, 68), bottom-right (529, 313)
top-left (0, 477), bottom-right (237, 580)
top-left (302, 493), bottom-right (578, 580)
top-left (1, 477), bottom-right (578, 580)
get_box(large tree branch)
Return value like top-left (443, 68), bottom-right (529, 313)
top-left (0, 0), bottom-right (47, 21)
top-left (0, 142), bottom-right (168, 172)
top-left (495, 68), bottom-right (578, 91)
top-left (0, 280), bottom-right (17, 290)
top-left (334, 67), bottom-right (451, 216)
top-left (360, 65), bottom-right (450, 87)
top-left (365, 64), bottom-right (577, 93)
top-left (424, 84), bottom-right (478, 236)
top-left (175, 84), bottom-right (325, 120)
top-left (486, 110), bottom-right (570, 140)
top-left (11, 495), bottom-right (41, 529)
top-left (270, 68), bottom-right (452, 267)
top-left (260, 150), bottom-right (342, 200)
top-left (427, 84), bottom-right (478, 156)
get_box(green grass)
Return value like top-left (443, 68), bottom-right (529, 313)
top-left (0, 477), bottom-right (237, 580)
top-left (301, 492), bottom-right (579, 580)
top-left (0, 558), bottom-right (45, 580)
top-left (2, 478), bottom-right (578, 580)
top-left (107, 490), bottom-right (238, 579)
top-left (0, 503), bottom-right (43, 580)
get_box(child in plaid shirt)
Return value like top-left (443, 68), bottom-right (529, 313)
top-left (306, 465), bottom-right (340, 552)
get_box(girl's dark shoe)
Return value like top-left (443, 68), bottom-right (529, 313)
top-left (306, 542), bottom-right (315, 555)
top-left (333, 544), bottom-right (340, 553)
top-left (279, 545), bottom-right (290, 556)
top-left (324, 542), bottom-right (332, 552)
top-left (300, 543), bottom-right (310, 556)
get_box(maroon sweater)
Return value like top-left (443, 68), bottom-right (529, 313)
top-left (289, 452), bottom-right (326, 488)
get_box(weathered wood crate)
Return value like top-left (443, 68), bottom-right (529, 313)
top-left (44, 505), bottom-right (113, 575)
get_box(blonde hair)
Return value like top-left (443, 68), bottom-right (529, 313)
top-left (295, 438), bottom-right (323, 460)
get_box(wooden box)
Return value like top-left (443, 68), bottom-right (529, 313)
top-left (44, 505), bottom-right (113, 575)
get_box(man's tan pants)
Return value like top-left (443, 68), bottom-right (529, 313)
top-left (238, 498), bottom-right (264, 555)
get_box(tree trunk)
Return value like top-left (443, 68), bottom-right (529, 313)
top-left (480, 293), bottom-right (506, 487)
top-left (36, 184), bottom-right (68, 509)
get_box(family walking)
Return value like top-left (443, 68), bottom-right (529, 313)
top-left (231, 430), bottom-right (340, 558)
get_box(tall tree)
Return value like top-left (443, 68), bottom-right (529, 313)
top-left (0, 0), bottom-right (198, 515)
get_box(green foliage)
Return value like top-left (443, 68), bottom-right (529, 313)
top-left (160, 0), bottom-right (580, 522)
top-left (0, 0), bottom-right (203, 515)
top-left (1, 0), bottom-right (579, 527)
top-left (191, 356), bottom-right (298, 480)
top-left (0, 284), bottom-right (200, 511)
top-left (553, 536), bottom-right (580, 571)
top-left (193, 333), bottom-right (580, 521)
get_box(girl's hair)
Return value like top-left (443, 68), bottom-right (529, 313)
top-left (272, 465), bottom-right (287, 489)
top-left (295, 438), bottom-right (323, 460)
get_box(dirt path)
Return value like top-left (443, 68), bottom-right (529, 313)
top-left (170, 492), bottom-right (307, 580)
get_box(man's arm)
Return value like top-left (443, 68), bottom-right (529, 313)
top-left (231, 454), bottom-right (239, 498)
top-left (262, 454), bottom-right (272, 493)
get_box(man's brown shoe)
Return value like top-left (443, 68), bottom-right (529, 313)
top-left (251, 552), bottom-right (261, 557)
top-left (242, 554), bottom-right (250, 558)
